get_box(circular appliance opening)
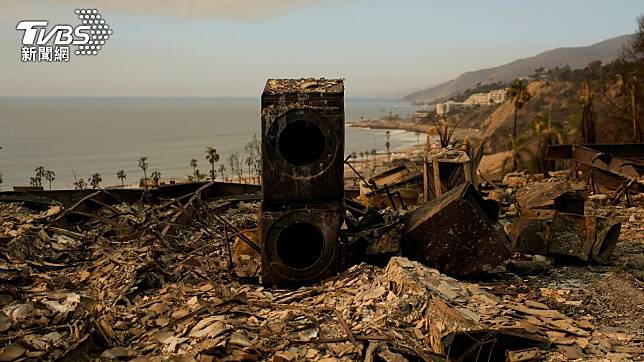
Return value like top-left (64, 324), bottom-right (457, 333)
top-left (278, 120), bottom-right (326, 166)
top-left (276, 222), bottom-right (324, 270)
top-left (597, 223), bottom-right (620, 259)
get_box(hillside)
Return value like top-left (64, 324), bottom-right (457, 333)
top-left (404, 34), bottom-right (632, 104)
top-left (475, 77), bottom-right (638, 179)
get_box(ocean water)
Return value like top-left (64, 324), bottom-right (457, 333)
top-left (0, 97), bottom-right (417, 189)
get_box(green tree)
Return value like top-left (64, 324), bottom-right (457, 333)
top-left (138, 156), bottom-right (149, 188)
top-left (44, 170), bottom-right (55, 190)
top-left (506, 79), bottom-right (532, 171)
top-left (205, 146), bottom-right (220, 181)
top-left (117, 169), bottom-right (127, 187)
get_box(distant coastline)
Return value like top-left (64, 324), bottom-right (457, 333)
top-left (349, 119), bottom-right (433, 134)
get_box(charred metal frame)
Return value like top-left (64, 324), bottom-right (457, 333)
top-left (260, 79), bottom-right (345, 287)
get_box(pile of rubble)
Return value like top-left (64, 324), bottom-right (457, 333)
top-left (0, 173), bottom-right (643, 361)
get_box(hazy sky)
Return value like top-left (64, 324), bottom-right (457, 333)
top-left (0, 0), bottom-right (641, 97)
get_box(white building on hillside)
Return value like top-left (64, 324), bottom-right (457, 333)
top-left (464, 92), bottom-right (489, 105)
top-left (487, 89), bottom-right (508, 104)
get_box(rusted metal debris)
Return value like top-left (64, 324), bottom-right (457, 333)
top-left (0, 181), bottom-right (261, 208)
top-left (515, 179), bottom-right (585, 214)
top-left (545, 143), bottom-right (644, 193)
top-left (442, 329), bottom-right (550, 362)
top-left (402, 183), bottom-right (512, 277)
top-left (510, 209), bottom-right (621, 264)
top-left (359, 165), bottom-right (422, 209)
top-left (509, 177), bottom-right (622, 263)
top-left (0, 162), bottom-right (641, 360)
top-left (422, 148), bottom-right (475, 202)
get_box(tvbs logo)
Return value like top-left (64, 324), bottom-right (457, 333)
top-left (16, 9), bottom-right (112, 62)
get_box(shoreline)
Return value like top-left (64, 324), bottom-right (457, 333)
top-left (349, 119), bottom-right (433, 134)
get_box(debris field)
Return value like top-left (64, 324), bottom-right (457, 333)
top-left (0, 177), bottom-right (642, 361)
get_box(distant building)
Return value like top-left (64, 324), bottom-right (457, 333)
top-left (436, 100), bottom-right (470, 116)
top-left (487, 89), bottom-right (508, 104)
top-left (462, 88), bottom-right (509, 106)
top-left (139, 177), bottom-right (192, 188)
top-left (436, 87), bottom-right (509, 115)
top-left (413, 110), bottom-right (432, 121)
top-left (464, 92), bottom-right (489, 105)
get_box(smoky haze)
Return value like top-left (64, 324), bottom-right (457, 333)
top-left (0, 0), bottom-right (641, 97)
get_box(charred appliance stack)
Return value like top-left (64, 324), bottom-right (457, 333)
top-left (260, 78), bottom-right (345, 287)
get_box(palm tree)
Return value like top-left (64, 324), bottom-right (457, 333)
top-left (0, 171), bottom-right (3, 191)
top-left (385, 131), bottom-right (391, 162)
top-left (117, 169), bottom-right (126, 187)
top-left (89, 173), bottom-right (102, 189)
top-left (138, 156), bottom-right (149, 188)
top-left (371, 149), bottom-right (377, 165)
top-left (194, 169), bottom-right (205, 181)
top-left (44, 170), bottom-right (55, 190)
top-left (190, 158), bottom-right (198, 178)
top-left (151, 170), bottom-right (161, 187)
top-left (218, 164), bottom-right (226, 181)
top-left (205, 147), bottom-right (219, 181)
top-left (245, 156), bottom-right (254, 182)
top-left (503, 135), bottom-right (527, 175)
top-left (74, 178), bottom-right (86, 190)
top-left (228, 152), bottom-right (243, 182)
top-left (506, 79), bottom-right (532, 171)
top-left (33, 166), bottom-right (46, 186)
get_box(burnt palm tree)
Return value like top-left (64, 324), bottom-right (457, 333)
top-left (218, 164), bottom-right (226, 182)
top-left (151, 170), bottom-right (161, 187)
top-left (190, 158), bottom-right (198, 178)
top-left (205, 147), bottom-right (219, 181)
top-left (385, 131), bottom-right (391, 162)
top-left (506, 79), bottom-right (532, 171)
top-left (194, 169), bottom-right (205, 181)
top-left (44, 170), bottom-right (55, 190)
top-left (74, 178), bottom-right (86, 190)
top-left (117, 169), bottom-right (126, 187)
top-left (33, 166), bottom-right (46, 186)
top-left (138, 156), bottom-right (149, 188)
top-left (89, 173), bottom-right (102, 189)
